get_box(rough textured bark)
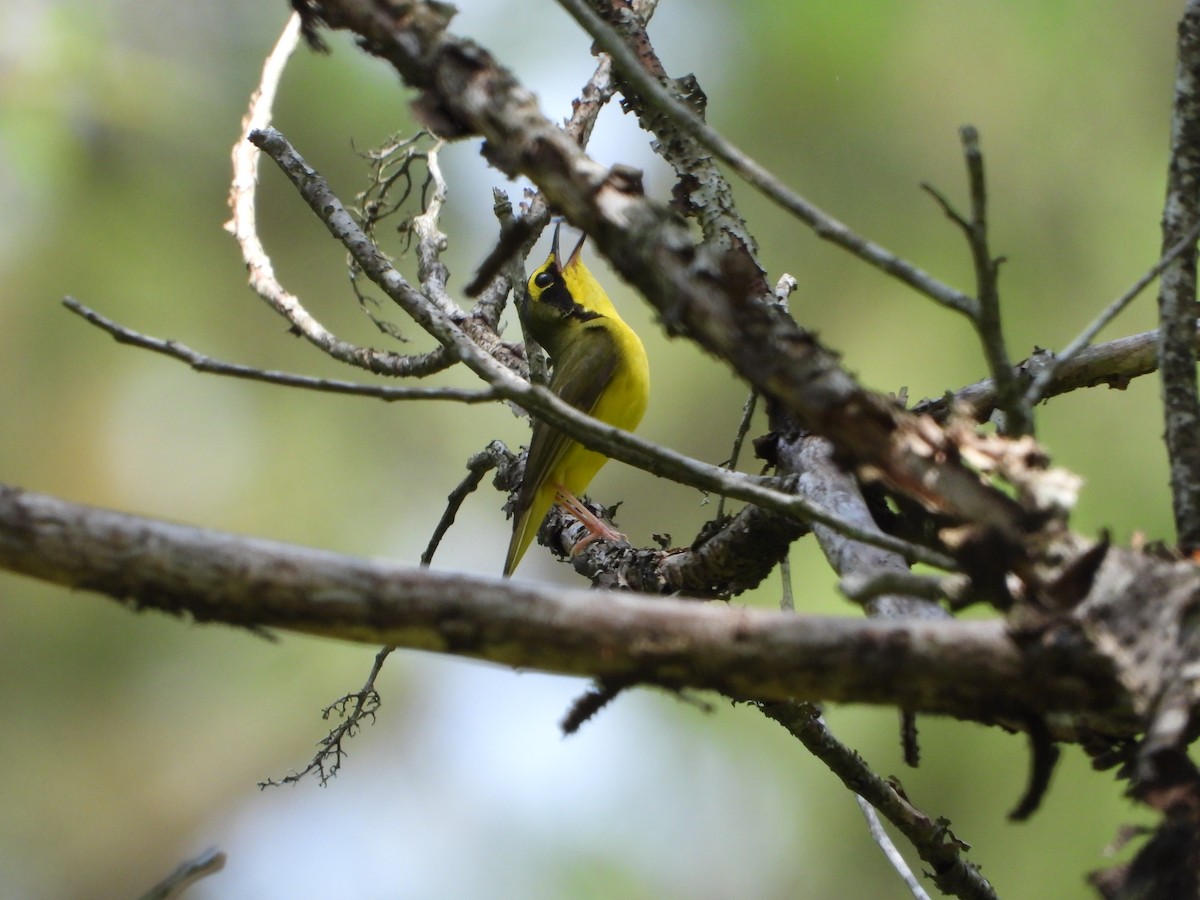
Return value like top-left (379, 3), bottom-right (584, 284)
top-left (0, 483), bottom-right (1133, 725)
top-left (1160, 0), bottom-right (1200, 554)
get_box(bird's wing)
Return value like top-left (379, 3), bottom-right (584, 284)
top-left (517, 324), bottom-right (620, 514)
top-left (506, 327), bottom-right (619, 574)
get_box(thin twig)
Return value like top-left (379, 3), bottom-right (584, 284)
top-left (422, 442), bottom-right (513, 566)
top-left (961, 126), bottom-right (1025, 435)
top-left (922, 127), bottom-right (1026, 434)
top-left (555, 0), bottom-right (977, 316)
top-left (63, 298), bottom-right (497, 404)
top-left (1024, 218), bottom-right (1200, 407)
top-left (356, 132), bottom-right (432, 243)
top-left (856, 797), bottom-right (932, 900)
top-left (716, 390), bottom-right (757, 519)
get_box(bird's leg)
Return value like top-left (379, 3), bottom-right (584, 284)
top-left (554, 486), bottom-right (626, 556)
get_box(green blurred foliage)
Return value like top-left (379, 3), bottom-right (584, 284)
top-left (0, 1), bottom-right (1181, 897)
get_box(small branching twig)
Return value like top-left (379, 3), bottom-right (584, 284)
top-left (260, 645), bottom-right (392, 788)
top-left (350, 131), bottom-right (442, 349)
top-left (922, 127), bottom-right (1028, 435)
top-left (355, 131), bottom-right (434, 247)
top-left (916, 323), bottom-right (1200, 423)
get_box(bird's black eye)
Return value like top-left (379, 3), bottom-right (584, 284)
top-left (534, 271), bottom-right (555, 289)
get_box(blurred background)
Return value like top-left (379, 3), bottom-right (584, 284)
top-left (0, 1), bottom-right (1183, 897)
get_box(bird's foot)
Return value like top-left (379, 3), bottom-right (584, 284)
top-left (555, 488), bottom-right (627, 556)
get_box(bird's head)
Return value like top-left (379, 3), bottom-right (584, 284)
top-left (522, 223), bottom-right (611, 355)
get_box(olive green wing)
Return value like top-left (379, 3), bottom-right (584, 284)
top-left (505, 326), bottom-right (619, 574)
top-left (517, 325), bottom-right (620, 513)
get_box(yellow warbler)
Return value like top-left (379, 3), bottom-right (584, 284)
top-left (504, 225), bottom-right (650, 575)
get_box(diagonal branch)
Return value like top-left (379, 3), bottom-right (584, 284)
top-left (558, 0), bottom-right (976, 316)
top-left (1024, 221), bottom-right (1200, 408)
top-left (582, 0), bottom-right (760, 266)
top-left (760, 702), bottom-right (993, 900)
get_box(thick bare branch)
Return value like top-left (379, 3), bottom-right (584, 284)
top-left (0, 484), bottom-right (1131, 725)
top-left (1159, 0), bottom-right (1200, 553)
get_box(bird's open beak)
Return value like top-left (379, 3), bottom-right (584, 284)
top-left (566, 231), bottom-right (587, 268)
top-left (551, 221), bottom-right (587, 270)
